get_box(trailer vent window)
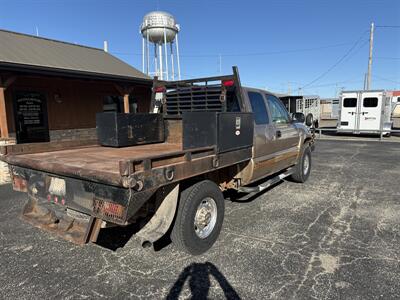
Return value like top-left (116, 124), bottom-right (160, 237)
top-left (363, 97), bottom-right (378, 108)
top-left (343, 98), bottom-right (357, 108)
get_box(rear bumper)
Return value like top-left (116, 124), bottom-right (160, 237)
top-left (9, 165), bottom-right (156, 227)
top-left (21, 196), bottom-right (101, 244)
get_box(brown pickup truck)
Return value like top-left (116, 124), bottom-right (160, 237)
top-left (2, 67), bottom-right (314, 255)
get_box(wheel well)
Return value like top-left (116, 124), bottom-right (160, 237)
top-left (179, 165), bottom-right (239, 192)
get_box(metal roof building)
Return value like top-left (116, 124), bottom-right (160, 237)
top-left (0, 29), bottom-right (150, 82)
top-left (0, 29), bottom-right (152, 144)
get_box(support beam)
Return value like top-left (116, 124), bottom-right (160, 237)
top-left (0, 87), bottom-right (9, 138)
top-left (123, 93), bottom-right (130, 113)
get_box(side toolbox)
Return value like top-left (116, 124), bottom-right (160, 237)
top-left (96, 112), bottom-right (165, 147)
top-left (182, 111), bottom-right (254, 153)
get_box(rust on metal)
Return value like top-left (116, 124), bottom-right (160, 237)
top-left (5, 142), bottom-right (183, 187)
top-left (21, 197), bottom-right (92, 245)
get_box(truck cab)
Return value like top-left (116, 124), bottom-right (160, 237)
top-left (240, 87), bottom-right (309, 182)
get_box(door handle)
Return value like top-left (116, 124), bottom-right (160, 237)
top-left (362, 112), bottom-right (368, 115)
top-left (276, 130), bottom-right (282, 138)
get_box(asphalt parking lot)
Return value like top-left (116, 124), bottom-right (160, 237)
top-left (0, 140), bottom-right (399, 299)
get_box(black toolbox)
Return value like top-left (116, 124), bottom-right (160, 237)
top-left (96, 112), bottom-right (165, 147)
top-left (182, 112), bottom-right (254, 153)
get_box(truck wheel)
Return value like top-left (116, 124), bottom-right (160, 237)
top-left (290, 145), bottom-right (312, 183)
top-left (171, 180), bottom-right (225, 255)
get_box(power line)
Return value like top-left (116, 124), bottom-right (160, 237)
top-left (110, 41), bottom-right (359, 58)
top-left (376, 25), bottom-right (400, 28)
top-left (375, 57), bottom-right (400, 60)
top-left (300, 31), bottom-right (369, 89)
top-left (373, 75), bottom-right (400, 84)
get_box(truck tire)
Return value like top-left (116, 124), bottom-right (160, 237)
top-left (290, 145), bottom-right (312, 183)
top-left (171, 180), bottom-right (225, 255)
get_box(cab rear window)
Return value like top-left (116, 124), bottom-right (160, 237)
top-left (248, 92), bottom-right (269, 124)
top-left (343, 98), bottom-right (357, 107)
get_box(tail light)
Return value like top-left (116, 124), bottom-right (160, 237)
top-left (154, 86), bottom-right (166, 93)
top-left (222, 80), bottom-right (235, 87)
top-left (12, 176), bottom-right (28, 192)
top-left (93, 198), bottom-right (125, 221)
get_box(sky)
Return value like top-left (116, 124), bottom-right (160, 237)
top-left (0, 0), bottom-right (399, 97)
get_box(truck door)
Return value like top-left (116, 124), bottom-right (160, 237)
top-left (247, 90), bottom-right (275, 161)
top-left (358, 91), bottom-right (383, 131)
top-left (339, 92), bottom-right (358, 131)
top-left (265, 94), bottom-right (299, 168)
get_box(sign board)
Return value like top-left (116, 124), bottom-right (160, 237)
top-left (14, 91), bottom-right (49, 144)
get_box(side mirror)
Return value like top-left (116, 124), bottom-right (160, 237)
top-left (292, 112), bottom-right (305, 123)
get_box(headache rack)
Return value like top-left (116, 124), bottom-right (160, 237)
top-left (152, 66), bottom-right (244, 116)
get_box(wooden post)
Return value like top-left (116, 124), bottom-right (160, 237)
top-left (0, 87), bottom-right (9, 138)
top-left (123, 93), bottom-right (130, 113)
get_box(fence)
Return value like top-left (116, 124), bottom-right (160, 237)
top-left (314, 127), bottom-right (400, 141)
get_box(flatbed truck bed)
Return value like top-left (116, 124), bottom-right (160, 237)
top-left (5, 142), bottom-right (183, 187)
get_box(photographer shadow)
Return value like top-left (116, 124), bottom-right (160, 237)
top-left (166, 262), bottom-right (241, 300)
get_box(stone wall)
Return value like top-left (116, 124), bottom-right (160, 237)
top-left (0, 140), bottom-right (13, 185)
top-left (0, 160), bottom-right (10, 184)
top-left (49, 128), bottom-right (97, 142)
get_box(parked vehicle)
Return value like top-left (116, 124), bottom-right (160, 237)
top-left (337, 90), bottom-right (393, 134)
top-left (279, 95), bottom-right (320, 128)
top-left (1, 67), bottom-right (314, 255)
top-left (320, 98), bottom-right (339, 120)
top-left (390, 91), bottom-right (400, 129)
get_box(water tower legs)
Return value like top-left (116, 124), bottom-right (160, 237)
top-left (175, 33), bottom-right (181, 80)
top-left (163, 28), bottom-right (169, 80)
top-left (159, 44), bottom-right (163, 80)
top-left (170, 43), bottom-right (175, 80)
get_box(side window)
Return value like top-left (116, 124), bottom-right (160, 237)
top-left (363, 97), bottom-right (378, 108)
top-left (343, 98), bottom-right (357, 107)
top-left (266, 95), bottom-right (290, 124)
top-left (248, 92), bottom-right (270, 124)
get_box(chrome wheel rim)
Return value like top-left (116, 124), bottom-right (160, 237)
top-left (303, 154), bottom-right (310, 175)
top-left (194, 197), bottom-right (217, 239)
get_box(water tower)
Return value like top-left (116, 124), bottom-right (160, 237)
top-left (140, 11), bottom-right (181, 80)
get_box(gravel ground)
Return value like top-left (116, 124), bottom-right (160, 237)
top-left (0, 140), bottom-right (399, 299)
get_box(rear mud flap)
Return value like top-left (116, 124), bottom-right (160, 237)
top-left (21, 197), bottom-right (101, 245)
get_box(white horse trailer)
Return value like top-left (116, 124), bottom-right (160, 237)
top-left (280, 95), bottom-right (321, 127)
top-left (337, 90), bottom-right (393, 134)
top-left (389, 91), bottom-right (400, 128)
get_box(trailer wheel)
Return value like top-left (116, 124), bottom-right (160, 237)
top-left (171, 180), bottom-right (224, 255)
top-left (290, 145), bottom-right (312, 183)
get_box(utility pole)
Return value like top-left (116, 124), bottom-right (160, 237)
top-left (288, 82), bottom-right (291, 95)
top-left (363, 73), bottom-right (368, 90)
top-left (366, 22), bottom-right (374, 90)
top-left (103, 41), bottom-right (108, 53)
